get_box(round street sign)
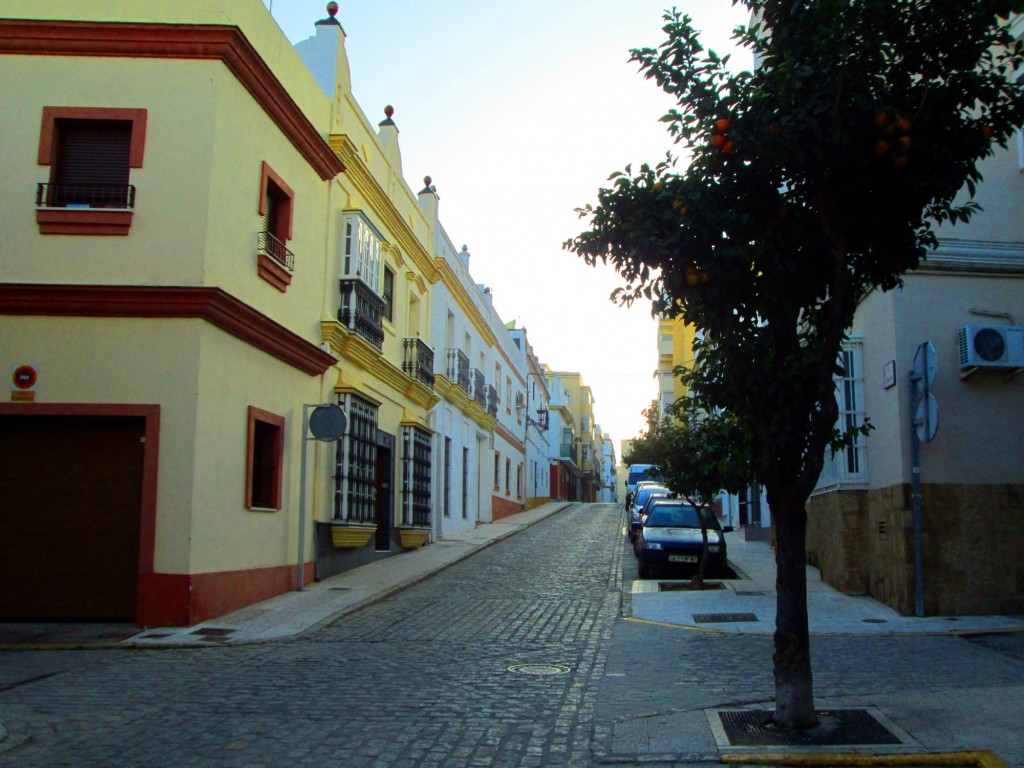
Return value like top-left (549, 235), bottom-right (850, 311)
top-left (12, 365), bottom-right (38, 390)
top-left (912, 342), bottom-right (937, 396)
top-left (914, 392), bottom-right (939, 443)
top-left (308, 404), bottom-right (347, 442)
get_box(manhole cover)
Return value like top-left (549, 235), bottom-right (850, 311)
top-left (693, 613), bottom-right (759, 623)
top-left (507, 664), bottom-right (571, 676)
top-left (718, 709), bottom-right (903, 746)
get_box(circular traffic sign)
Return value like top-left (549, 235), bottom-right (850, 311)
top-left (914, 392), bottom-right (939, 443)
top-left (308, 404), bottom-right (347, 441)
top-left (12, 365), bottom-right (37, 390)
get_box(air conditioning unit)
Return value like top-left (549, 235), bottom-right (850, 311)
top-left (515, 392), bottom-right (526, 408)
top-left (957, 324), bottom-right (1024, 371)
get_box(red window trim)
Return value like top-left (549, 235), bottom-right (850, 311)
top-left (38, 106), bottom-right (148, 167)
top-left (259, 161), bottom-right (295, 241)
top-left (246, 406), bottom-right (285, 511)
top-left (36, 107), bottom-right (147, 236)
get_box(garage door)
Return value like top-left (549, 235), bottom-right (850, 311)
top-left (0, 415), bottom-right (144, 621)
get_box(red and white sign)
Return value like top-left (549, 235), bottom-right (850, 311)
top-left (11, 365), bottom-right (38, 390)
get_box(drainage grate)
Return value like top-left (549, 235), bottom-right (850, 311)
top-left (718, 709), bottom-right (903, 746)
top-left (189, 627), bottom-right (235, 637)
top-left (693, 612), bottom-right (759, 623)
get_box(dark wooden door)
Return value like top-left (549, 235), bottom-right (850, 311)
top-left (0, 416), bottom-right (144, 621)
top-left (374, 446), bottom-right (392, 551)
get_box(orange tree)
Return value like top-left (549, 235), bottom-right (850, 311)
top-left (565, 0), bottom-right (1024, 729)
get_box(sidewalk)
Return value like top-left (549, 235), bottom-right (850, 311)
top-left (630, 535), bottom-right (1024, 636)
top-left (123, 501), bottom-right (574, 647)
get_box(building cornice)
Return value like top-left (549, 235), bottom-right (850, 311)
top-left (319, 320), bottom-right (439, 411)
top-left (0, 283), bottom-right (336, 375)
top-left (923, 237), bottom-right (1024, 275)
top-left (0, 19), bottom-right (344, 181)
top-left (329, 135), bottom-right (437, 284)
top-left (433, 258), bottom-right (500, 348)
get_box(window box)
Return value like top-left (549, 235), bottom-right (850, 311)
top-left (330, 522), bottom-right (377, 549)
top-left (397, 526), bottom-right (430, 549)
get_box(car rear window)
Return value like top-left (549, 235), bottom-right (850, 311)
top-left (645, 504), bottom-right (714, 528)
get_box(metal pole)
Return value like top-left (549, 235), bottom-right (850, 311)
top-left (297, 404), bottom-right (312, 591)
top-left (909, 372), bottom-right (924, 617)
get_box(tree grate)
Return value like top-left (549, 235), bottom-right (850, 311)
top-left (718, 709), bottom-right (903, 746)
top-left (693, 612), bottom-right (759, 623)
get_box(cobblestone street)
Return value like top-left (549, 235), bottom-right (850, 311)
top-left (4, 503), bottom-right (1024, 767)
top-left (0, 503), bottom-right (625, 767)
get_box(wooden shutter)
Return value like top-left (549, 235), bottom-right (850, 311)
top-left (55, 121), bottom-right (131, 206)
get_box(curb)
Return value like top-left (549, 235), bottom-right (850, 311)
top-left (722, 750), bottom-right (1011, 768)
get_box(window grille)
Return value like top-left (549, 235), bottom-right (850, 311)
top-left (335, 394), bottom-right (378, 522)
top-left (401, 426), bottom-right (432, 527)
top-left (342, 212), bottom-right (383, 293)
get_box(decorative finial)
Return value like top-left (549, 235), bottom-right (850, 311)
top-left (384, 105), bottom-right (394, 119)
top-left (461, 245), bottom-right (468, 252)
top-left (420, 175), bottom-right (437, 194)
top-left (424, 175), bottom-right (432, 187)
top-left (316, 2), bottom-right (341, 26)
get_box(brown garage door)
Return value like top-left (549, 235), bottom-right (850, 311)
top-left (0, 415), bottom-right (144, 621)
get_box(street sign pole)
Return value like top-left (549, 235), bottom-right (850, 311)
top-left (297, 403), bottom-right (347, 592)
top-left (908, 341), bottom-right (936, 618)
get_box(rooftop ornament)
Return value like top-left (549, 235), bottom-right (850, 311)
top-left (421, 175), bottom-right (437, 194)
top-left (316, 2), bottom-right (341, 26)
top-left (379, 105), bottom-right (397, 128)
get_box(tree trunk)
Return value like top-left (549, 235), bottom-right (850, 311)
top-left (771, 494), bottom-right (818, 729)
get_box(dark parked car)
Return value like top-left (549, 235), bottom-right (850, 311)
top-left (635, 500), bottom-right (733, 579)
top-left (627, 484), bottom-right (670, 542)
top-left (629, 489), bottom-right (672, 545)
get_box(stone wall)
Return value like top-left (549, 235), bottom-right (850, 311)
top-left (807, 483), bottom-right (1024, 616)
top-left (806, 489), bottom-right (870, 595)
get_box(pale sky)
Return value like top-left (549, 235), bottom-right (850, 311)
top-left (265, 0), bottom-right (752, 450)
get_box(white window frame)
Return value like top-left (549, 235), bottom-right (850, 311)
top-left (342, 211), bottom-right (384, 295)
top-left (813, 337), bottom-right (868, 494)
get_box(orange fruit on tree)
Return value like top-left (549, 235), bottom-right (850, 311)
top-left (715, 117), bottom-right (731, 133)
top-left (722, 140), bottom-right (737, 155)
top-left (873, 139), bottom-right (891, 157)
top-left (711, 133), bottom-right (727, 149)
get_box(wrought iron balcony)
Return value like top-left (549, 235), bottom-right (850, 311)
top-left (36, 182), bottom-right (135, 209)
top-left (469, 368), bottom-right (486, 408)
top-left (402, 338), bottom-right (435, 389)
top-left (257, 230), bottom-right (295, 271)
top-left (445, 349), bottom-right (470, 391)
top-left (338, 278), bottom-right (385, 350)
top-left (485, 384), bottom-right (498, 417)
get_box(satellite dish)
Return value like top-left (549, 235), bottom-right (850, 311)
top-left (308, 404), bottom-right (346, 441)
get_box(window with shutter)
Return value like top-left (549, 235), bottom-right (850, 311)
top-left (35, 106), bottom-right (146, 235)
top-left (256, 161), bottom-right (296, 291)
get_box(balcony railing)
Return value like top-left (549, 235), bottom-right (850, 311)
top-left (445, 349), bottom-right (470, 391)
top-left (402, 338), bottom-right (435, 389)
top-left (339, 279), bottom-right (385, 350)
top-left (812, 444), bottom-right (867, 494)
top-left (485, 384), bottom-right (498, 417)
top-left (37, 182), bottom-right (135, 209)
top-left (257, 230), bottom-right (295, 271)
top-left (469, 368), bottom-right (486, 407)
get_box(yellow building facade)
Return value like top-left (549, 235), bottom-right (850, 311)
top-left (0, 1), bottom-right (439, 626)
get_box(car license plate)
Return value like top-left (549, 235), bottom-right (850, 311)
top-left (668, 555), bottom-right (698, 563)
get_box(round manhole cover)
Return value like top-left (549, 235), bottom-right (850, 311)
top-left (507, 664), bottom-right (571, 676)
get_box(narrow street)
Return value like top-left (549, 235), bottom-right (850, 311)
top-left (3, 503), bottom-right (1024, 767)
top-left (0, 503), bottom-right (625, 767)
